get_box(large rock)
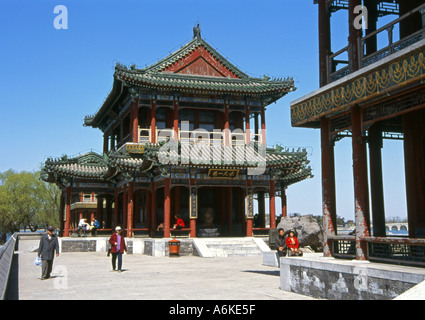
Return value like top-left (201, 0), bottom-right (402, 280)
top-left (277, 215), bottom-right (323, 252)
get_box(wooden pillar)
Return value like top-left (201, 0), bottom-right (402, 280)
top-left (97, 195), bottom-right (102, 226)
top-left (105, 196), bottom-right (111, 229)
top-left (146, 189), bottom-right (151, 234)
top-left (281, 186), bottom-right (288, 218)
top-left (151, 183), bottom-right (157, 237)
top-left (258, 191), bottom-right (266, 227)
top-left (173, 100), bottom-right (179, 142)
top-left (254, 113), bottom-right (259, 142)
top-left (164, 178), bottom-right (171, 238)
top-left (224, 104), bottom-right (230, 146)
top-left (64, 187), bottom-right (71, 237)
top-left (269, 180), bottom-right (276, 229)
top-left (364, 0), bottom-right (378, 56)
top-left (318, 0), bottom-right (331, 87)
top-left (246, 186), bottom-right (253, 237)
top-left (132, 98), bottom-right (139, 143)
top-left (175, 186), bottom-right (181, 217)
top-left (123, 184), bottom-right (127, 230)
top-left (351, 106), bottom-right (371, 260)
top-left (245, 105), bottom-right (251, 144)
top-left (348, 0), bottom-right (362, 73)
top-left (321, 117), bottom-right (337, 256)
top-left (403, 111), bottom-right (425, 237)
top-left (127, 182), bottom-right (134, 238)
top-left (150, 97), bottom-right (156, 143)
top-left (114, 188), bottom-right (119, 228)
top-left (190, 185), bottom-right (197, 238)
top-left (103, 134), bottom-right (109, 154)
top-left (368, 123), bottom-right (386, 237)
top-left (59, 191), bottom-right (65, 237)
top-left (260, 106), bottom-right (266, 146)
top-left (228, 187), bottom-right (233, 235)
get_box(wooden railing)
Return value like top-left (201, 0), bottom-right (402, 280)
top-left (328, 235), bottom-right (425, 267)
top-left (134, 127), bottom-right (264, 146)
top-left (328, 3), bottom-right (425, 83)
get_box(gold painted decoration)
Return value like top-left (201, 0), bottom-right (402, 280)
top-left (291, 50), bottom-right (425, 126)
top-left (207, 169), bottom-right (239, 179)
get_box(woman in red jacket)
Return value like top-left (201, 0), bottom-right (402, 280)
top-left (286, 230), bottom-right (303, 256)
top-left (109, 226), bottom-right (127, 272)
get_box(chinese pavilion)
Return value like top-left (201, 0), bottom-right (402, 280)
top-left (41, 26), bottom-right (312, 238)
top-left (291, 1), bottom-right (425, 266)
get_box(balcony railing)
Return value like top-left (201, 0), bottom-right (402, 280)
top-left (328, 3), bottom-right (425, 83)
top-left (328, 235), bottom-right (425, 267)
top-left (138, 127), bottom-right (264, 146)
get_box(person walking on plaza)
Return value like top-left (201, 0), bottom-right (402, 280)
top-left (108, 226), bottom-right (127, 272)
top-left (37, 226), bottom-right (60, 280)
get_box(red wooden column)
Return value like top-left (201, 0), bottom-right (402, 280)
top-left (351, 107), bottom-right (371, 260)
top-left (245, 105), bottom-right (251, 144)
top-left (348, 0), bottom-right (362, 73)
top-left (260, 106), bottom-right (266, 146)
top-left (173, 100), bottom-right (179, 142)
top-left (258, 191), bottom-right (266, 227)
top-left (145, 190), bottom-right (151, 232)
top-left (105, 196), bottom-right (111, 229)
top-left (151, 183), bottom-right (157, 237)
top-left (64, 187), bottom-right (71, 237)
top-left (224, 104), bottom-right (230, 146)
top-left (368, 123), bottom-right (386, 237)
top-left (114, 187), bottom-right (119, 228)
top-left (164, 178), bottom-right (171, 238)
top-left (245, 179), bottom-right (254, 237)
top-left (127, 182), bottom-right (134, 238)
top-left (321, 117), bottom-right (337, 257)
top-left (103, 134), bottom-right (109, 154)
top-left (318, 0), bottom-right (331, 87)
top-left (403, 111), bottom-right (425, 237)
top-left (59, 192), bottom-right (65, 236)
top-left (228, 187), bottom-right (233, 235)
top-left (281, 187), bottom-right (288, 218)
top-left (175, 186), bottom-right (181, 217)
top-left (189, 184), bottom-right (197, 238)
top-left (150, 97), bottom-right (157, 143)
top-left (254, 113), bottom-right (259, 141)
top-left (132, 97), bottom-right (139, 143)
top-left (96, 195), bottom-right (101, 223)
top-left (269, 180), bottom-right (276, 229)
top-left (123, 184), bottom-right (127, 230)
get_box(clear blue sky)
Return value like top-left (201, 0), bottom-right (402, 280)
top-left (0, 0), bottom-right (407, 221)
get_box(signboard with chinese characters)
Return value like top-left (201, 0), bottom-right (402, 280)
top-left (189, 187), bottom-right (198, 219)
top-left (245, 187), bottom-right (254, 219)
top-left (207, 169), bottom-right (239, 179)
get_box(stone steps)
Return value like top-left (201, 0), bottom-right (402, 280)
top-left (193, 238), bottom-right (265, 258)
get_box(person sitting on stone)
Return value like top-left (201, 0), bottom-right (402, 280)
top-left (286, 230), bottom-right (303, 256)
top-left (275, 228), bottom-right (287, 258)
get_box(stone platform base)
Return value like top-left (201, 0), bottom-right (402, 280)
top-left (280, 253), bottom-right (425, 300)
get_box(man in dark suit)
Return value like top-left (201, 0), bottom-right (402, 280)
top-left (38, 226), bottom-right (60, 280)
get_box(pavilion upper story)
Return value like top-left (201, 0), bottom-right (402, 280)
top-left (83, 28), bottom-right (295, 152)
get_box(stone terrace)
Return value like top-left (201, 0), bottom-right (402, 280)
top-left (10, 239), bottom-right (314, 300)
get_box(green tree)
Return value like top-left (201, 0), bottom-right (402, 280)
top-left (0, 170), bottom-right (60, 234)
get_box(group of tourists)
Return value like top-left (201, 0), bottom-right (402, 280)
top-left (76, 217), bottom-right (100, 236)
top-left (36, 224), bottom-right (303, 281)
top-left (37, 225), bottom-right (127, 279)
top-left (275, 228), bottom-right (303, 258)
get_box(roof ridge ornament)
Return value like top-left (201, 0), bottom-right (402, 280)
top-left (193, 23), bottom-right (201, 39)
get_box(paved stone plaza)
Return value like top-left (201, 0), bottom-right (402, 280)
top-left (12, 240), bottom-right (314, 300)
